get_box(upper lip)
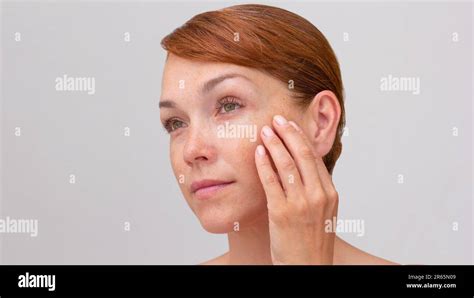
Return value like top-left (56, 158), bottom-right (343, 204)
top-left (190, 179), bottom-right (234, 193)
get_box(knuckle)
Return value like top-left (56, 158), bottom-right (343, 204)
top-left (300, 147), bottom-right (315, 160)
top-left (282, 123), bottom-right (295, 134)
top-left (264, 173), bottom-right (279, 186)
top-left (325, 188), bottom-right (339, 201)
top-left (268, 135), bottom-right (281, 147)
top-left (280, 159), bottom-right (295, 172)
top-left (259, 157), bottom-right (272, 167)
top-left (311, 192), bottom-right (328, 207)
top-left (332, 192), bottom-right (340, 207)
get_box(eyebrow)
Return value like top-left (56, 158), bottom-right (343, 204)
top-left (159, 73), bottom-right (252, 109)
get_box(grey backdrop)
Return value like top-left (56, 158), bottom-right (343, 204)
top-left (0, 0), bottom-right (472, 264)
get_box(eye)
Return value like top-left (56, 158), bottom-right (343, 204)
top-left (217, 96), bottom-right (243, 114)
top-left (163, 118), bottom-right (186, 133)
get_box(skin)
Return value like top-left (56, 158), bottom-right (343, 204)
top-left (160, 53), bottom-right (398, 265)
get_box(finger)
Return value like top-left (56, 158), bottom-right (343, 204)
top-left (255, 144), bottom-right (286, 208)
top-left (271, 115), bottom-right (321, 191)
top-left (260, 125), bottom-right (303, 197)
top-left (272, 116), bottom-right (336, 207)
top-left (314, 156), bottom-right (338, 198)
top-left (281, 116), bottom-right (335, 198)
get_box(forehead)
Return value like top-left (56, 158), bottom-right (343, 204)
top-left (162, 54), bottom-right (265, 92)
top-left (159, 54), bottom-right (292, 109)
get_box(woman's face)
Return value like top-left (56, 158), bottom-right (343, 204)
top-left (160, 54), bottom-right (305, 233)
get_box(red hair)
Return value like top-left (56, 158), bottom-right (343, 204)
top-left (161, 4), bottom-right (345, 174)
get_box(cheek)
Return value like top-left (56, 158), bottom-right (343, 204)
top-left (217, 117), bottom-right (260, 178)
top-left (218, 113), bottom-right (272, 187)
top-left (219, 126), bottom-right (264, 198)
top-left (169, 142), bottom-right (180, 175)
top-left (169, 140), bottom-right (187, 192)
top-left (223, 138), bottom-right (257, 167)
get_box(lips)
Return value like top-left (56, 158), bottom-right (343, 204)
top-left (190, 179), bottom-right (235, 200)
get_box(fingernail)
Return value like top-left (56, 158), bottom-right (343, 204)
top-left (289, 121), bottom-right (302, 132)
top-left (262, 126), bottom-right (274, 137)
top-left (274, 115), bottom-right (287, 126)
top-left (256, 145), bottom-right (265, 156)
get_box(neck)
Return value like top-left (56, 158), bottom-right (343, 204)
top-left (226, 212), bottom-right (273, 265)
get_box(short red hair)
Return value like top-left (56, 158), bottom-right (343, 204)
top-left (161, 4), bottom-right (345, 175)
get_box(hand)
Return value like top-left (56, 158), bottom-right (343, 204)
top-left (254, 115), bottom-right (339, 265)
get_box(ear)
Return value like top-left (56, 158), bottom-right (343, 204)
top-left (303, 90), bottom-right (342, 158)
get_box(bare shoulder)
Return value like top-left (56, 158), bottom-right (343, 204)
top-left (198, 237), bottom-right (399, 265)
top-left (199, 252), bottom-right (229, 265)
top-left (333, 236), bottom-right (399, 265)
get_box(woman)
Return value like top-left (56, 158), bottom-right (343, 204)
top-left (159, 4), bottom-right (397, 265)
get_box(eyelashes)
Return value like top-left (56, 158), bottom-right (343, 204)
top-left (215, 96), bottom-right (243, 114)
top-left (162, 96), bottom-right (244, 134)
top-left (162, 117), bottom-right (185, 133)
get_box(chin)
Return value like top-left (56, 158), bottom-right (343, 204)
top-left (195, 204), bottom-right (242, 234)
top-left (200, 218), bottom-right (235, 234)
top-left (195, 198), bottom-right (268, 234)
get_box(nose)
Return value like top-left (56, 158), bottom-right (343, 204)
top-left (183, 121), bottom-right (217, 167)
